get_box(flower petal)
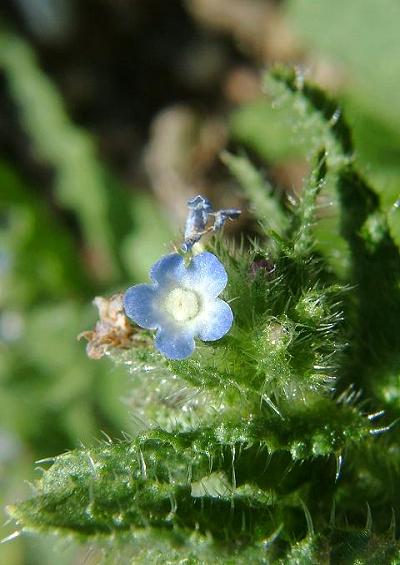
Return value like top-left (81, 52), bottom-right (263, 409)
top-left (123, 284), bottom-right (160, 329)
top-left (150, 253), bottom-right (185, 286)
top-left (154, 326), bottom-right (195, 360)
top-left (184, 252), bottom-right (228, 297)
top-left (197, 298), bottom-right (233, 341)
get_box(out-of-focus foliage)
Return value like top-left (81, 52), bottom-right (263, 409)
top-left (0, 26), bottom-right (171, 564)
top-left (0, 32), bottom-right (126, 283)
top-left (231, 0), bottom-right (400, 251)
top-left (287, 0), bottom-right (400, 197)
top-left (0, 161), bottom-right (134, 564)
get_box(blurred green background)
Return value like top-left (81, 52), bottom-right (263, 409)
top-left (1, 1), bottom-right (400, 563)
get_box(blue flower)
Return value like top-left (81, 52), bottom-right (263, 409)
top-left (123, 252), bottom-right (233, 360)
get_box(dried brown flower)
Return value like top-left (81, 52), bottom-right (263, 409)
top-left (78, 293), bottom-right (144, 359)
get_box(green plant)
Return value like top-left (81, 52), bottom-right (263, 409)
top-left (6, 68), bottom-right (400, 564)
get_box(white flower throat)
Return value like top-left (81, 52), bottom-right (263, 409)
top-left (164, 288), bottom-right (200, 322)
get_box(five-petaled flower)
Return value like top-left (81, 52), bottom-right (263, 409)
top-left (123, 252), bottom-right (233, 360)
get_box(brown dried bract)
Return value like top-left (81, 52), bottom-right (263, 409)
top-left (78, 293), bottom-right (142, 359)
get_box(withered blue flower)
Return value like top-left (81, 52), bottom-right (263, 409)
top-left (181, 195), bottom-right (213, 252)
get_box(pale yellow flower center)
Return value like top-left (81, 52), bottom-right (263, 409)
top-left (164, 288), bottom-right (200, 322)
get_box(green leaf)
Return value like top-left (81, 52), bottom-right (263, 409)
top-left (267, 66), bottom-right (353, 167)
top-left (291, 148), bottom-right (327, 257)
top-left (287, 0), bottom-right (400, 250)
top-left (221, 151), bottom-right (289, 236)
top-left (229, 98), bottom-right (303, 163)
top-left (336, 167), bottom-right (400, 405)
top-left (9, 400), bottom-right (371, 546)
